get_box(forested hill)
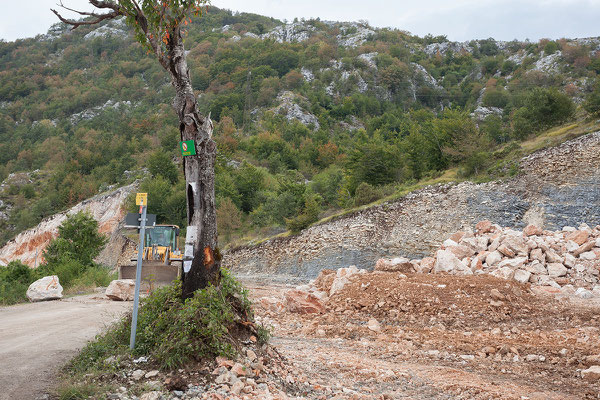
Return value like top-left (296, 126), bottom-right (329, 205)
top-left (1, 6), bottom-right (600, 247)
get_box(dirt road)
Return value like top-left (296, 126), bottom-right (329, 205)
top-left (0, 294), bottom-right (130, 400)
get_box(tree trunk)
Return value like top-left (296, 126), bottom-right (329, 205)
top-left (167, 27), bottom-right (220, 300)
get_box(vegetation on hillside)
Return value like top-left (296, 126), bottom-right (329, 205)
top-left (0, 211), bottom-right (113, 304)
top-left (0, 7), bottom-right (599, 247)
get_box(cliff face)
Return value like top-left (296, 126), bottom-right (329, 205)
top-left (0, 183), bottom-right (137, 267)
top-left (224, 132), bottom-right (600, 278)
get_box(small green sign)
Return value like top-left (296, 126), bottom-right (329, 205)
top-left (180, 140), bottom-right (196, 156)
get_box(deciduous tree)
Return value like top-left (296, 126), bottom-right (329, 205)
top-left (53, 0), bottom-right (220, 299)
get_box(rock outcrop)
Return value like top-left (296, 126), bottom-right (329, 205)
top-left (26, 275), bottom-right (63, 302)
top-left (225, 131), bottom-right (600, 277)
top-left (0, 183), bottom-right (137, 267)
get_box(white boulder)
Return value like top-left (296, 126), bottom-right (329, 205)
top-left (525, 261), bottom-right (547, 275)
top-left (580, 251), bottom-right (597, 260)
top-left (329, 266), bottom-right (364, 296)
top-left (105, 279), bottom-right (136, 301)
top-left (513, 269), bottom-right (531, 284)
top-left (26, 275), bottom-right (63, 302)
top-left (547, 263), bottom-right (567, 278)
top-left (434, 249), bottom-right (467, 273)
top-left (498, 256), bottom-right (528, 269)
top-left (485, 250), bottom-right (503, 266)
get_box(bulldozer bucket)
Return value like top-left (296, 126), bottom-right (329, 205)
top-left (118, 260), bottom-right (181, 289)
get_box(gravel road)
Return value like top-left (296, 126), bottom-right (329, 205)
top-left (0, 294), bottom-right (130, 400)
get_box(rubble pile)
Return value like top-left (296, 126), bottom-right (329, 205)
top-left (247, 221), bottom-right (600, 398)
top-left (387, 220), bottom-right (600, 296)
top-left (104, 339), bottom-right (310, 400)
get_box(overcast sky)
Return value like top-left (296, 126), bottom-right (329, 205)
top-left (2, 0), bottom-right (599, 42)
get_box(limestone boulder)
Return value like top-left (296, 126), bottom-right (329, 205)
top-left (545, 249), bottom-right (563, 264)
top-left (566, 240), bottom-right (580, 253)
top-left (580, 251), bottom-right (597, 260)
top-left (374, 257), bottom-right (414, 273)
top-left (574, 241), bottom-right (595, 257)
top-left (503, 237), bottom-right (529, 256)
top-left (525, 261), bottom-right (547, 275)
top-left (416, 257), bottom-right (435, 273)
top-left (442, 238), bottom-right (459, 247)
top-left (26, 275), bottom-right (63, 302)
top-left (313, 269), bottom-right (336, 292)
top-left (476, 220), bottom-right (492, 234)
top-left (547, 263), bottom-right (567, 278)
top-left (446, 245), bottom-right (475, 259)
top-left (329, 266), bottom-right (365, 296)
top-left (566, 230), bottom-right (589, 246)
top-left (530, 248), bottom-right (546, 264)
top-left (498, 256), bottom-right (528, 269)
top-left (513, 269), bottom-right (531, 284)
top-left (491, 266), bottom-right (514, 280)
top-left (105, 279), bottom-right (136, 301)
top-left (434, 249), bottom-right (467, 273)
top-left (564, 253), bottom-right (576, 268)
top-left (284, 289), bottom-right (325, 314)
top-left (460, 236), bottom-right (489, 253)
top-left (523, 224), bottom-right (543, 236)
top-left (259, 296), bottom-right (285, 313)
top-left (497, 244), bottom-right (515, 258)
top-left (485, 250), bottom-right (503, 267)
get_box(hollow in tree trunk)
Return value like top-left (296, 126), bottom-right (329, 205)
top-left (169, 32), bottom-right (221, 300)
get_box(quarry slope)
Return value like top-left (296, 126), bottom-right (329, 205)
top-left (225, 131), bottom-right (600, 277)
top-left (0, 183), bottom-right (137, 267)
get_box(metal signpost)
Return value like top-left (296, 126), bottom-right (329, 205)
top-left (130, 193), bottom-right (148, 350)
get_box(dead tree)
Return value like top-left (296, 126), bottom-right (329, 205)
top-left (53, 0), bottom-right (220, 299)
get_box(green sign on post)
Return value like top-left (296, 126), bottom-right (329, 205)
top-left (180, 140), bottom-right (196, 156)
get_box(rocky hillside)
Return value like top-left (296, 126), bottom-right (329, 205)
top-left (1, 6), bottom-right (600, 250)
top-left (224, 130), bottom-right (600, 277)
top-left (0, 183), bottom-right (136, 267)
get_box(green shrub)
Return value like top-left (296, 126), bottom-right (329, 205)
top-left (66, 266), bottom-right (116, 294)
top-left (0, 280), bottom-right (29, 305)
top-left (511, 88), bottom-right (575, 138)
top-left (458, 152), bottom-right (490, 177)
top-left (67, 269), bottom-right (259, 372)
top-left (43, 211), bottom-right (107, 268)
top-left (482, 89), bottom-right (510, 108)
top-left (285, 194), bottom-right (321, 233)
top-left (21, 184), bottom-right (36, 199)
top-left (147, 150), bottom-right (179, 184)
top-left (353, 182), bottom-right (382, 206)
top-left (0, 261), bottom-right (35, 305)
top-left (584, 82), bottom-right (600, 116)
top-left (544, 41), bottom-right (559, 55)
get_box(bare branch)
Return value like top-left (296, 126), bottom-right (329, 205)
top-left (52, 0), bottom-right (122, 29)
top-left (88, 0), bottom-right (120, 10)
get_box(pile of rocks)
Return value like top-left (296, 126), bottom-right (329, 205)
top-left (106, 345), bottom-right (306, 400)
top-left (378, 220), bottom-right (600, 297)
top-left (267, 221), bottom-right (600, 316)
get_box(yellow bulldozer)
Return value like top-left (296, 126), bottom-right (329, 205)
top-left (119, 224), bottom-right (183, 287)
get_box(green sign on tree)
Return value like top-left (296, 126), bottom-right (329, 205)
top-left (180, 140), bottom-right (196, 156)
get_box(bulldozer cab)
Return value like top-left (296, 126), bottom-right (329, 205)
top-left (145, 225), bottom-right (179, 251)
